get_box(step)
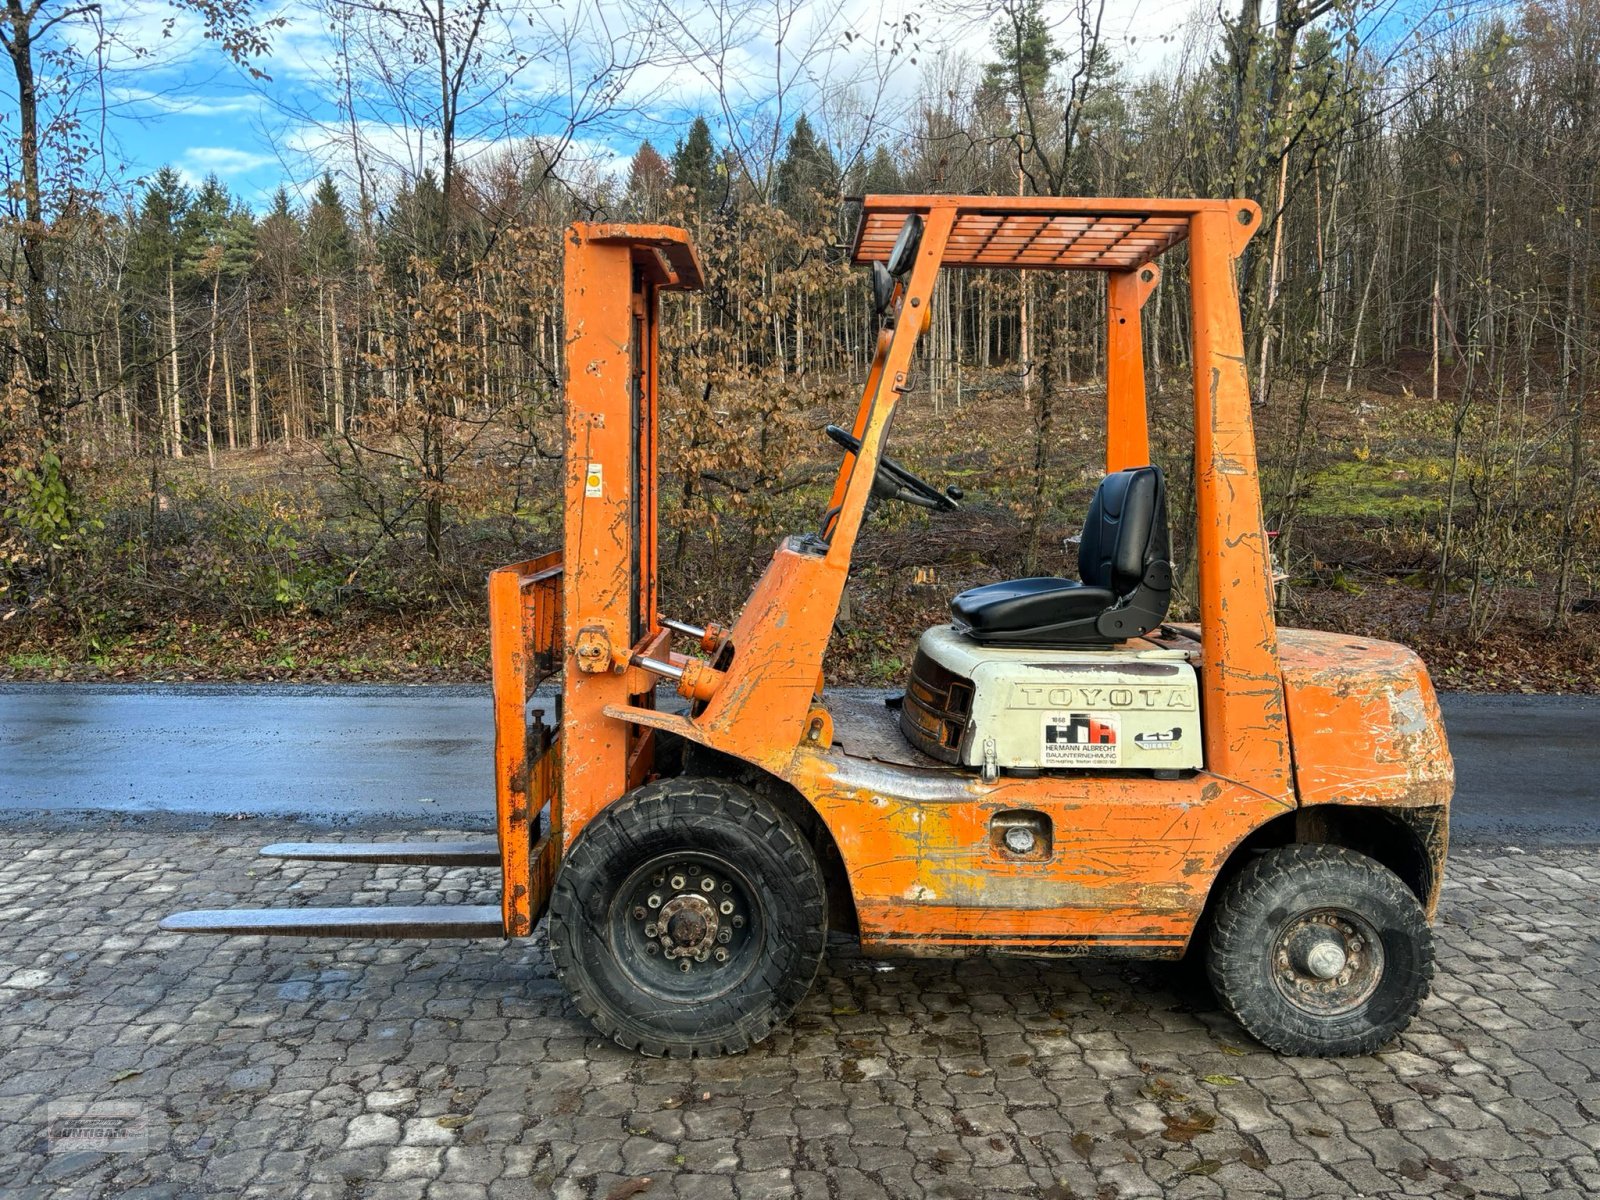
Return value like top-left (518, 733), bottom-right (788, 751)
top-left (160, 905), bottom-right (505, 938)
top-left (259, 841), bottom-right (499, 867)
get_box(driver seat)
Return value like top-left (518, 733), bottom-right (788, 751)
top-left (950, 465), bottom-right (1172, 646)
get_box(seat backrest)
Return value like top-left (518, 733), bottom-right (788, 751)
top-left (1078, 466), bottom-right (1170, 595)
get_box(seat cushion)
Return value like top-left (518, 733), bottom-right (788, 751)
top-left (950, 577), bottom-right (1117, 634)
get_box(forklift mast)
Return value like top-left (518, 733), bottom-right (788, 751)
top-left (484, 225), bottom-right (704, 937)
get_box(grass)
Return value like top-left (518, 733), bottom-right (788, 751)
top-left (4, 370), bottom-right (1597, 692)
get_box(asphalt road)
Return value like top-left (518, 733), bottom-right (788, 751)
top-left (0, 684), bottom-right (1595, 844)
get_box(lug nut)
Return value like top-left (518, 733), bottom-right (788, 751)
top-left (645, 942), bottom-right (659, 955)
top-left (688, 865), bottom-right (700, 876)
top-left (732, 915), bottom-right (744, 929)
top-left (679, 960), bottom-right (691, 973)
top-left (647, 894), bottom-right (662, 909)
top-left (644, 923), bottom-right (658, 937)
top-left (670, 875), bottom-right (686, 890)
top-left (721, 881), bottom-right (732, 893)
top-left (717, 929), bottom-right (731, 944)
top-left (719, 900), bottom-right (734, 915)
top-left (701, 878), bottom-right (716, 892)
top-left (714, 947), bottom-right (728, 962)
top-left (633, 906), bottom-right (647, 920)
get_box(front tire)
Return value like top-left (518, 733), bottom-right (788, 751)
top-left (547, 777), bottom-right (828, 1057)
top-left (1206, 844), bottom-right (1434, 1056)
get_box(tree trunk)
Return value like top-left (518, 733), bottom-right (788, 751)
top-left (167, 262), bottom-right (184, 457)
top-left (5, 3), bottom-right (63, 440)
top-left (246, 289), bottom-right (261, 449)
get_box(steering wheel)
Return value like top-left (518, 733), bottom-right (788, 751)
top-left (825, 424), bottom-right (961, 511)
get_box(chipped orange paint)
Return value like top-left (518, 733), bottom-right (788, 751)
top-left (1278, 627), bottom-right (1454, 810)
top-left (485, 197), bottom-right (1452, 952)
top-left (487, 552), bottom-right (562, 935)
top-left (1105, 264), bottom-right (1159, 472)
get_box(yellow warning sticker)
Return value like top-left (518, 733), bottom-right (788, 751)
top-left (584, 463), bottom-right (603, 497)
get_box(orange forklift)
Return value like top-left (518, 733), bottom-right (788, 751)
top-left (166, 195), bottom-right (1453, 1058)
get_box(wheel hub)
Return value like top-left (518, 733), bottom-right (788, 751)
top-left (1299, 938), bottom-right (1347, 980)
top-left (621, 855), bottom-right (752, 983)
top-left (1273, 909), bottom-right (1383, 1016)
top-left (659, 894), bottom-right (718, 959)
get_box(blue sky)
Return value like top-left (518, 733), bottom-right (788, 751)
top-left (17, 0), bottom-right (1447, 214)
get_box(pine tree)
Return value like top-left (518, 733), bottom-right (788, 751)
top-left (774, 115), bottom-right (839, 225)
top-left (858, 145), bottom-right (903, 195)
top-left (306, 173), bottom-right (355, 276)
top-left (671, 117), bottom-right (718, 207)
top-left (982, 0), bottom-right (1062, 106)
top-left (627, 140), bottom-right (670, 218)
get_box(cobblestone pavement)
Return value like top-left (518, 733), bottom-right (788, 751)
top-left (1, 824), bottom-right (1597, 1199)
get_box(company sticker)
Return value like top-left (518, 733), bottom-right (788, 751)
top-left (1041, 712), bottom-right (1120, 767)
top-left (1133, 727), bottom-right (1184, 751)
top-left (584, 462), bottom-right (603, 497)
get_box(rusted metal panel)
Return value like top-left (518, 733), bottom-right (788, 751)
top-left (1279, 627), bottom-right (1455, 811)
top-left (787, 742), bottom-right (1289, 958)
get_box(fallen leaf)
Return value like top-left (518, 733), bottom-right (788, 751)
top-left (1219, 1044), bottom-right (1248, 1057)
top-left (1070, 1131), bottom-right (1094, 1161)
top-left (110, 1069), bottom-right (142, 1083)
top-left (605, 1179), bottom-right (653, 1200)
top-left (1139, 1078), bottom-right (1186, 1102)
top-left (1202, 1074), bottom-right (1240, 1086)
top-left (1183, 1159), bottom-right (1223, 1176)
top-left (436, 1115), bottom-right (469, 1129)
top-left (1161, 1109), bottom-right (1216, 1144)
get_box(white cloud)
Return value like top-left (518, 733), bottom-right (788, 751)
top-left (183, 146), bottom-right (278, 173)
top-left (108, 86), bottom-right (261, 118)
top-left (173, 145), bottom-right (283, 192)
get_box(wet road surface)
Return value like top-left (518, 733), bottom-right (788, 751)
top-left (0, 684), bottom-right (1594, 843)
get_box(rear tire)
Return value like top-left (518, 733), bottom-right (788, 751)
top-left (1206, 844), bottom-right (1433, 1056)
top-left (547, 776), bottom-right (828, 1057)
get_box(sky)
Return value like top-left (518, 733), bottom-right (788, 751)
top-left (13, 0), bottom-right (1444, 214)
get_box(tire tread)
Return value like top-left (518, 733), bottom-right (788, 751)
top-left (547, 776), bottom-right (827, 1058)
top-left (1207, 844), bottom-right (1434, 1057)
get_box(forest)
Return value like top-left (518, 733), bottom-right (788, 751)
top-left (2, 0), bottom-right (1597, 690)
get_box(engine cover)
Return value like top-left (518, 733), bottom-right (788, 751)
top-left (900, 625), bottom-right (1203, 773)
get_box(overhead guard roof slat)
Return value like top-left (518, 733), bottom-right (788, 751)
top-left (850, 195), bottom-right (1240, 272)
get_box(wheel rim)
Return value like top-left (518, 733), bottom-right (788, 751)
top-left (1271, 907), bottom-right (1385, 1017)
top-left (607, 851), bottom-right (764, 1002)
